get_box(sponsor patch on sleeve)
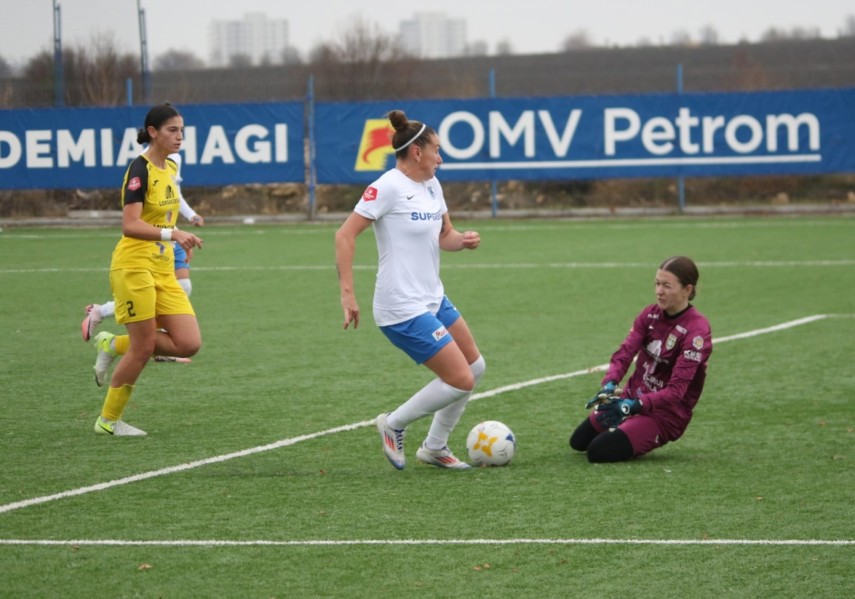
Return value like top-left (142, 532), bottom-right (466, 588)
top-left (692, 335), bottom-right (704, 350)
top-left (683, 349), bottom-right (703, 362)
top-left (127, 176), bottom-right (141, 191)
top-left (362, 186), bottom-right (378, 201)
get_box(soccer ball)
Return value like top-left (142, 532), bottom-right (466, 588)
top-left (466, 420), bottom-right (516, 467)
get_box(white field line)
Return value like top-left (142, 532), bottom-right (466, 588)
top-left (2, 259), bottom-right (855, 275)
top-left (0, 314), bottom-right (838, 518)
top-left (0, 538), bottom-right (852, 547)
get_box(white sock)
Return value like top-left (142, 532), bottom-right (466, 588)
top-left (177, 278), bottom-right (192, 296)
top-left (100, 301), bottom-right (116, 318)
top-left (387, 378), bottom-right (469, 430)
top-left (425, 356), bottom-right (486, 450)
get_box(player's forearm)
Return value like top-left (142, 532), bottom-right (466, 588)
top-left (439, 228), bottom-right (465, 251)
top-left (334, 237), bottom-right (357, 293)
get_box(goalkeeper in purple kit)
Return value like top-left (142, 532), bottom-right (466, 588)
top-left (570, 256), bottom-right (712, 462)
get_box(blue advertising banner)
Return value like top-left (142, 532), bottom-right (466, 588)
top-left (314, 89), bottom-right (855, 184)
top-left (0, 102), bottom-right (304, 189)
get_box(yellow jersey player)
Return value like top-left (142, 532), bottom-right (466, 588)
top-left (91, 103), bottom-right (203, 436)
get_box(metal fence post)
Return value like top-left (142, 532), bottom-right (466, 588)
top-left (489, 68), bottom-right (498, 217)
top-left (676, 63), bottom-right (686, 213)
top-left (307, 75), bottom-right (317, 220)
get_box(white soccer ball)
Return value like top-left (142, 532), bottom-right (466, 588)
top-left (466, 420), bottom-right (516, 467)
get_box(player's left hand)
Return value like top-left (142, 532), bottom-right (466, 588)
top-left (461, 230), bottom-right (480, 249)
top-left (173, 229), bottom-right (203, 250)
top-left (595, 398), bottom-right (641, 428)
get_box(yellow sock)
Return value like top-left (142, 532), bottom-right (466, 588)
top-left (100, 384), bottom-right (134, 421)
top-left (114, 335), bottom-right (130, 355)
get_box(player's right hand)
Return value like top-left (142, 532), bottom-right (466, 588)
top-left (585, 380), bottom-right (619, 409)
top-left (341, 296), bottom-right (360, 330)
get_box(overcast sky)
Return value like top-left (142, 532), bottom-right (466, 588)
top-left (1, 0), bottom-right (852, 67)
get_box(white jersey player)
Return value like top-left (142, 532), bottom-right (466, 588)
top-left (335, 109), bottom-right (485, 471)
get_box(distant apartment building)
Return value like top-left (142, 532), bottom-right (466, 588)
top-left (399, 12), bottom-right (467, 59)
top-left (209, 13), bottom-right (289, 67)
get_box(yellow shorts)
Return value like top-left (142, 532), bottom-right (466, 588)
top-left (109, 268), bottom-right (195, 324)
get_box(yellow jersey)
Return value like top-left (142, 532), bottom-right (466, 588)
top-left (111, 155), bottom-right (181, 273)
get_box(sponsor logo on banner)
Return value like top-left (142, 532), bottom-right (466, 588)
top-left (354, 119), bottom-right (394, 171)
top-left (362, 186), bottom-right (378, 201)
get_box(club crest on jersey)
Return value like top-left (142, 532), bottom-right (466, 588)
top-left (432, 326), bottom-right (448, 341)
top-left (666, 334), bottom-right (677, 350)
top-left (692, 336), bottom-right (704, 350)
top-left (127, 176), bottom-right (141, 191)
top-left (354, 119), bottom-right (395, 171)
top-left (362, 186), bottom-right (378, 201)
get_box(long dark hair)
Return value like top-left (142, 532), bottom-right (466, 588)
top-left (137, 103), bottom-right (181, 145)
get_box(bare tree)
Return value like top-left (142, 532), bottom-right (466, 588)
top-left (281, 46), bottom-right (302, 65)
top-left (0, 55), bottom-right (12, 79)
top-left (21, 35), bottom-right (137, 106)
top-left (669, 29), bottom-right (693, 47)
top-left (308, 18), bottom-right (418, 100)
top-left (495, 38), bottom-right (514, 55)
top-left (155, 50), bottom-right (205, 71)
top-left (229, 54), bottom-right (253, 68)
top-left (761, 27), bottom-right (787, 42)
top-left (561, 30), bottom-right (593, 51)
top-left (762, 26), bottom-right (821, 42)
top-left (74, 35), bottom-right (139, 105)
top-left (465, 41), bottom-right (489, 57)
top-left (698, 24), bottom-right (720, 45)
top-left (844, 15), bottom-right (855, 37)
top-left (790, 26), bottom-right (821, 40)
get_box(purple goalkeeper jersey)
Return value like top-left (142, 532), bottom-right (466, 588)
top-left (603, 304), bottom-right (712, 441)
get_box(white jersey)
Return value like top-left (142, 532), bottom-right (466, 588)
top-left (354, 168), bottom-right (448, 326)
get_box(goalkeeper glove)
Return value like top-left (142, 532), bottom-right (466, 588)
top-left (595, 398), bottom-right (642, 428)
top-left (585, 380), bottom-right (619, 409)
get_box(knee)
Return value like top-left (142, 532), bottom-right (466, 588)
top-left (181, 338), bottom-right (202, 358)
top-left (173, 335), bottom-right (202, 358)
top-left (569, 417), bottom-right (597, 452)
top-left (586, 429), bottom-right (635, 463)
top-left (444, 370), bottom-right (474, 392)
